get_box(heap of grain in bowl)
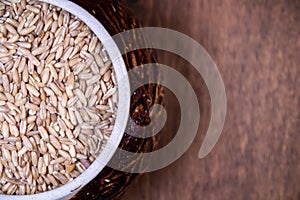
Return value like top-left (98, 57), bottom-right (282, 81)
top-left (0, 0), bottom-right (118, 195)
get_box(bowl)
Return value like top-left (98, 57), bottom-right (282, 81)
top-left (0, 0), bottom-right (163, 199)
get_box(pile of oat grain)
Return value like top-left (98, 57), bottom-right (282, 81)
top-left (0, 0), bottom-right (118, 195)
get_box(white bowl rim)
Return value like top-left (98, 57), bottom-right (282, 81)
top-left (0, 0), bottom-right (130, 199)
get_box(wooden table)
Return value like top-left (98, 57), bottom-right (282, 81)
top-left (121, 0), bottom-right (300, 199)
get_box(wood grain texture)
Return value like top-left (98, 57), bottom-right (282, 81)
top-left (121, 0), bottom-right (300, 199)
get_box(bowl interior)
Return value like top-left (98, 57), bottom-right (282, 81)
top-left (0, 0), bottom-right (130, 199)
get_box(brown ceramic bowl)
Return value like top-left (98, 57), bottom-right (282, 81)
top-left (70, 1), bottom-right (163, 199)
top-left (0, 0), bottom-right (162, 199)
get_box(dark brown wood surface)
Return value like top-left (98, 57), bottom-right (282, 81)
top-left (120, 0), bottom-right (300, 199)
